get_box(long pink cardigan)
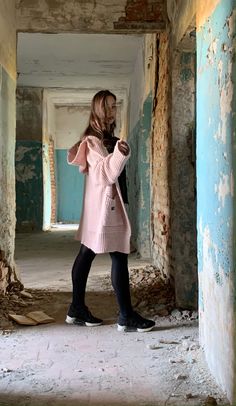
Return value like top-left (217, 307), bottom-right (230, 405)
top-left (67, 136), bottom-right (131, 254)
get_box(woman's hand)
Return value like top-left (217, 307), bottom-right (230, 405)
top-left (118, 140), bottom-right (130, 156)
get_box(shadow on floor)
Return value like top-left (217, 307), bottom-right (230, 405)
top-left (0, 394), bottom-right (165, 406)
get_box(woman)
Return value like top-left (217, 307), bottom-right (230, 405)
top-left (66, 90), bottom-right (155, 332)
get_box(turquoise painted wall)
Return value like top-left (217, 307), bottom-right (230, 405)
top-left (127, 93), bottom-right (152, 257)
top-left (15, 141), bottom-right (43, 231)
top-left (197, 0), bottom-right (236, 399)
top-left (56, 149), bottom-right (84, 223)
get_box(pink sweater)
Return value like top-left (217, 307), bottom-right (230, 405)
top-left (67, 136), bottom-right (131, 254)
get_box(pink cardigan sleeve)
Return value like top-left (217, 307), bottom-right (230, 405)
top-left (67, 140), bottom-right (88, 173)
top-left (68, 136), bottom-right (130, 185)
top-left (86, 137), bottom-right (130, 186)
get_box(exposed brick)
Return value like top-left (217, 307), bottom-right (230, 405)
top-left (151, 31), bottom-right (172, 279)
top-left (49, 139), bottom-right (56, 223)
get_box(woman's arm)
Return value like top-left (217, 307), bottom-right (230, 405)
top-left (86, 137), bottom-right (130, 186)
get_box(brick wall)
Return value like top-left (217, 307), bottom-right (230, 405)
top-left (49, 139), bottom-right (56, 224)
top-left (151, 31), bottom-right (172, 279)
top-left (123, 0), bottom-right (165, 21)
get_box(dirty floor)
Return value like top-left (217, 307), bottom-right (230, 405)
top-left (0, 227), bottom-right (230, 406)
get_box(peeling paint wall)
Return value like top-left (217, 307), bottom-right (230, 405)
top-left (128, 94), bottom-right (152, 257)
top-left (15, 141), bottom-right (43, 231)
top-left (171, 50), bottom-right (197, 309)
top-left (16, 0), bottom-right (166, 33)
top-left (196, 0), bottom-right (236, 401)
top-left (165, 0), bottom-right (198, 309)
top-left (16, 87), bottom-right (43, 231)
top-left (0, 1), bottom-right (18, 293)
top-left (151, 31), bottom-right (172, 276)
top-left (127, 35), bottom-right (156, 258)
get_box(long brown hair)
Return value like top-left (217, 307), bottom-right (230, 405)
top-left (83, 90), bottom-right (116, 140)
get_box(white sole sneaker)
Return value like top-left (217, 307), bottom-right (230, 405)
top-left (117, 324), bottom-right (154, 333)
top-left (65, 315), bottom-right (102, 327)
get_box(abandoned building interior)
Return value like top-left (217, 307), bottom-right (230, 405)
top-left (0, 0), bottom-right (235, 405)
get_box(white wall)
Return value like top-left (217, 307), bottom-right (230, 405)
top-left (55, 105), bottom-right (91, 149)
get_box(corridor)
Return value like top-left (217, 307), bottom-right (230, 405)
top-left (0, 0), bottom-right (235, 404)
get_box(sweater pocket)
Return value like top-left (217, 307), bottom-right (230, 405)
top-left (102, 195), bottom-right (124, 227)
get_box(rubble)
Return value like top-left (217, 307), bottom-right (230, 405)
top-left (0, 289), bottom-right (55, 330)
top-left (0, 263), bottom-right (200, 330)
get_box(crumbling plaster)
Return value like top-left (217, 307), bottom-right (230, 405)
top-left (16, 87), bottom-right (43, 141)
top-left (196, 0), bottom-right (236, 401)
top-left (16, 0), bottom-right (166, 33)
top-left (16, 88), bottom-right (43, 232)
top-left (151, 31), bottom-right (172, 276)
top-left (0, 0), bottom-right (18, 294)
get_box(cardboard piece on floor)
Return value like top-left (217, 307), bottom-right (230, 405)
top-left (8, 313), bottom-right (38, 326)
top-left (26, 311), bottom-right (55, 324)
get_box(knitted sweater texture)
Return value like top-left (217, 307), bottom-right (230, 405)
top-left (67, 135), bottom-right (131, 253)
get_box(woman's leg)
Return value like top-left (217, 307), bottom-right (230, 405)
top-left (109, 251), bottom-right (133, 318)
top-left (66, 244), bottom-right (102, 326)
top-left (70, 243), bottom-right (96, 311)
top-left (110, 251), bottom-right (155, 332)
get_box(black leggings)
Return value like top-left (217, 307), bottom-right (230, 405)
top-left (71, 244), bottom-right (133, 317)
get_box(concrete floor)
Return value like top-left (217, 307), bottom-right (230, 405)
top-left (0, 228), bottom-right (230, 406)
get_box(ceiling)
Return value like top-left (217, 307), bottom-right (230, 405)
top-left (17, 33), bottom-right (144, 91)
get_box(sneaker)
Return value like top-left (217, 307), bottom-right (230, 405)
top-left (117, 311), bottom-right (155, 332)
top-left (65, 306), bottom-right (103, 327)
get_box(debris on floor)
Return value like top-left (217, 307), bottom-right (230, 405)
top-left (0, 289), bottom-right (56, 330)
top-left (130, 265), bottom-right (175, 316)
top-left (0, 263), bottom-right (198, 332)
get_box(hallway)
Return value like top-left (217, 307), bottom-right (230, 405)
top-left (0, 230), bottom-right (229, 406)
top-left (0, 0), bottom-right (235, 404)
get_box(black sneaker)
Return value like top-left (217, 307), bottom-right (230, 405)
top-left (65, 306), bottom-right (103, 327)
top-left (117, 311), bottom-right (155, 332)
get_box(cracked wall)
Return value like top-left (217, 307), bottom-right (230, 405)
top-left (196, 0), bottom-right (236, 401)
